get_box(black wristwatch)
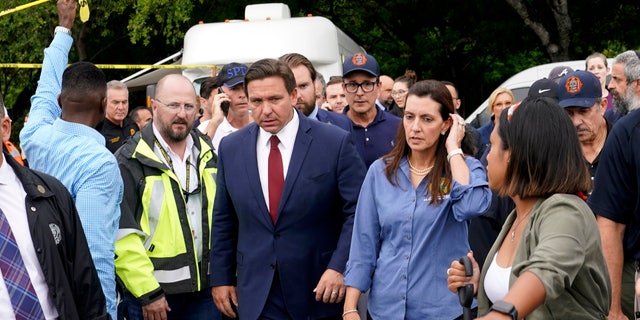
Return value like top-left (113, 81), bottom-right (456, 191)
top-left (489, 300), bottom-right (518, 320)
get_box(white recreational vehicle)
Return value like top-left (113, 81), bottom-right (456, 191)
top-left (123, 3), bottom-right (365, 94)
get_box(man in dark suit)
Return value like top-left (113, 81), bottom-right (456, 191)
top-left (210, 58), bottom-right (366, 319)
top-left (279, 53), bottom-right (351, 132)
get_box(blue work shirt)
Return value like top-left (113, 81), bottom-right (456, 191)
top-left (345, 156), bottom-right (491, 319)
top-left (20, 32), bottom-right (122, 319)
top-left (343, 106), bottom-right (401, 168)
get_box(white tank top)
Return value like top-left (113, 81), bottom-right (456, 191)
top-left (484, 252), bottom-right (511, 303)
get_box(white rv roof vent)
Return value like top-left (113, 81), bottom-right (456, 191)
top-left (245, 3), bottom-right (291, 21)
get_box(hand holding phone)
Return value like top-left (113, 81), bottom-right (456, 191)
top-left (218, 87), bottom-right (230, 114)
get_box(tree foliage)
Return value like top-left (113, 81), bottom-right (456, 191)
top-left (2, 0), bottom-right (640, 142)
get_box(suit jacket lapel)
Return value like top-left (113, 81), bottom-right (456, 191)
top-left (278, 115), bottom-right (312, 220)
top-left (243, 124), bottom-right (274, 227)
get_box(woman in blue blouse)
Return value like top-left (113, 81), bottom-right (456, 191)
top-left (342, 80), bottom-right (492, 319)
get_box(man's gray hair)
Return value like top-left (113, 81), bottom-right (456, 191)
top-left (614, 51), bottom-right (640, 83)
top-left (107, 80), bottom-right (128, 91)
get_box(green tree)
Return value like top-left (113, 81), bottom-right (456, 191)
top-left (2, 0), bottom-right (640, 137)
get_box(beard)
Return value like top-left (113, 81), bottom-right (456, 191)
top-left (296, 98), bottom-right (315, 117)
top-left (160, 119), bottom-right (192, 143)
top-left (614, 86), bottom-right (640, 114)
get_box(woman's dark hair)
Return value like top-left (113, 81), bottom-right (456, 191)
top-left (383, 79), bottom-right (454, 204)
top-left (394, 69), bottom-right (417, 88)
top-left (496, 97), bottom-right (591, 197)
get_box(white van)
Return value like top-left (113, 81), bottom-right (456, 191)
top-left (123, 3), bottom-right (364, 93)
top-left (466, 59), bottom-right (612, 126)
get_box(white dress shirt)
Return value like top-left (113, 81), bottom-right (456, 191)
top-left (0, 154), bottom-right (58, 319)
top-left (152, 124), bottom-right (204, 261)
top-left (211, 117), bottom-right (239, 156)
top-left (257, 110), bottom-right (300, 212)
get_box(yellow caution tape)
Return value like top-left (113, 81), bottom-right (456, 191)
top-left (0, 0), bottom-right (50, 17)
top-left (0, 63), bottom-right (218, 69)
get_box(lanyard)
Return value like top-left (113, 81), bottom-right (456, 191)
top-left (154, 138), bottom-right (193, 201)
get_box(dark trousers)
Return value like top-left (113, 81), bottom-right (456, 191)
top-left (258, 272), bottom-right (340, 320)
top-left (119, 288), bottom-right (222, 320)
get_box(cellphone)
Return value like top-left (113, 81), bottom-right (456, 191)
top-left (218, 87), bottom-right (230, 114)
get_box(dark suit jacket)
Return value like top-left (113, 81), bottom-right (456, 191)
top-left (210, 110), bottom-right (366, 320)
top-left (316, 108), bottom-right (351, 132)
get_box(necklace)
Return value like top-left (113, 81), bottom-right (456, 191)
top-left (408, 159), bottom-right (434, 176)
top-left (510, 208), bottom-right (533, 241)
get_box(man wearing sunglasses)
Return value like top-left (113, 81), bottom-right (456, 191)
top-left (342, 53), bottom-right (401, 167)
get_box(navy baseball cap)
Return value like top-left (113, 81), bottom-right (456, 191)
top-left (342, 53), bottom-right (380, 78)
top-left (217, 62), bottom-right (248, 88)
top-left (558, 70), bottom-right (601, 108)
top-left (528, 78), bottom-right (558, 100)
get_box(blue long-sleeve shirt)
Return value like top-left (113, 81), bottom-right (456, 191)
top-left (19, 32), bottom-right (122, 319)
top-left (345, 156), bottom-right (491, 319)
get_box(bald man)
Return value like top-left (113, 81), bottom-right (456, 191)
top-left (377, 75), bottom-right (395, 110)
top-left (114, 74), bottom-right (222, 320)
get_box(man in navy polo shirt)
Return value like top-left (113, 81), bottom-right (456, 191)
top-left (557, 70), bottom-right (610, 196)
top-left (588, 50), bottom-right (640, 320)
top-left (342, 53), bottom-right (401, 167)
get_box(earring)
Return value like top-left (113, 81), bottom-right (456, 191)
top-left (441, 131), bottom-right (446, 136)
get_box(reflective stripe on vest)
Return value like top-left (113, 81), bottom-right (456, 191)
top-left (131, 134), bottom-right (217, 292)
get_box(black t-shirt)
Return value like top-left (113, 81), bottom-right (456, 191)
top-left (100, 117), bottom-right (138, 153)
top-left (588, 110), bottom-right (640, 259)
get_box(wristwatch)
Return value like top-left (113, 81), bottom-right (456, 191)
top-left (54, 26), bottom-right (72, 36)
top-left (489, 300), bottom-right (518, 320)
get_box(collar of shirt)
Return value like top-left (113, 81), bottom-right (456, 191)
top-left (151, 123), bottom-right (199, 192)
top-left (344, 105), bottom-right (388, 128)
top-left (258, 108), bottom-right (300, 153)
top-left (256, 108), bottom-right (299, 211)
top-left (308, 105), bottom-right (319, 121)
top-left (52, 118), bottom-right (106, 146)
top-left (218, 116), bottom-right (237, 134)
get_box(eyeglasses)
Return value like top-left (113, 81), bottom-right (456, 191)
top-left (391, 89), bottom-right (408, 97)
top-left (154, 99), bottom-right (198, 114)
top-left (343, 81), bottom-right (378, 93)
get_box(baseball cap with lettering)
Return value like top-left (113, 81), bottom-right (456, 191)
top-left (342, 53), bottom-right (380, 78)
top-left (528, 78), bottom-right (558, 100)
top-left (217, 62), bottom-right (248, 88)
top-left (557, 70), bottom-right (601, 108)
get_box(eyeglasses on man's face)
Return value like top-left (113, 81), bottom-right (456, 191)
top-left (154, 99), bottom-right (198, 114)
top-left (343, 81), bottom-right (378, 93)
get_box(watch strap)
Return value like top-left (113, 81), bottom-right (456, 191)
top-left (489, 300), bottom-right (518, 320)
top-left (54, 26), bottom-right (72, 36)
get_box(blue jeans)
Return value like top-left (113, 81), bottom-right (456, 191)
top-left (119, 288), bottom-right (222, 320)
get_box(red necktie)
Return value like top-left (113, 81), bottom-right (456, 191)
top-left (268, 135), bottom-right (284, 224)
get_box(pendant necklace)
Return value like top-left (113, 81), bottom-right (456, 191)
top-left (510, 208), bottom-right (533, 241)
